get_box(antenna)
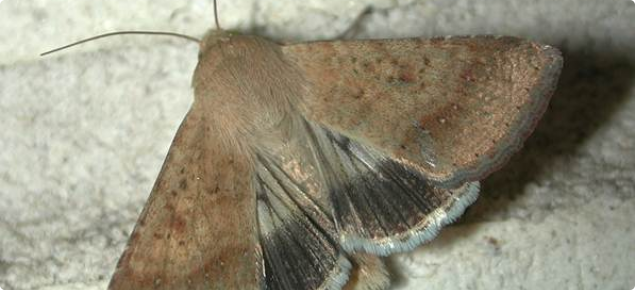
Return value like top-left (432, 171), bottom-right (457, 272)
top-left (213, 0), bottom-right (222, 30)
top-left (41, 31), bottom-right (200, 56)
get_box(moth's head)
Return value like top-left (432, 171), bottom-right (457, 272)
top-left (197, 0), bottom-right (232, 60)
top-left (198, 29), bottom-right (234, 60)
top-left (192, 28), bottom-right (240, 94)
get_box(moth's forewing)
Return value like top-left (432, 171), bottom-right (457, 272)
top-left (108, 106), bottom-right (263, 290)
top-left (283, 36), bottom-right (562, 187)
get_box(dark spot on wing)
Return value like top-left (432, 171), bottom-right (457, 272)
top-left (179, 179), bottom-right (188, 190)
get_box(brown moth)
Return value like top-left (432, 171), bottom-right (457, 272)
top-left (47, 1), bottom-right (561, 289)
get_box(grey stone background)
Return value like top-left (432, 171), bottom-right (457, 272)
top-left (0, 0), bottom-right (634, 289)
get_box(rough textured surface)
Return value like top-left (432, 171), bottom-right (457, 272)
top-left (0, 0), bottom-right (634, 289)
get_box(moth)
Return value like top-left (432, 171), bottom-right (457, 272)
top-left (46, 2), bottom-right (562, 289)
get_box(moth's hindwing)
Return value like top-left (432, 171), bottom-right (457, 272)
top-left (304, 121), bottom-right (479, 255)
top-left (255, 148), bottom-right (352, 290)
top-left (254, 116), bottom-right (479, 263)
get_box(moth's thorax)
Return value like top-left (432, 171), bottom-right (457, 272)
top-left (192, 30), bottom-right (308, 147)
